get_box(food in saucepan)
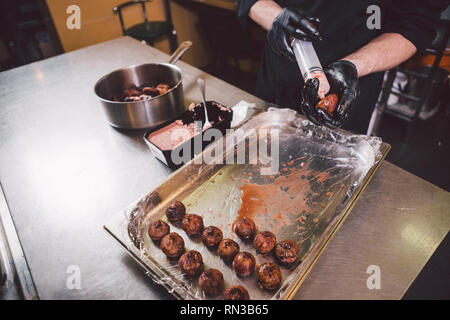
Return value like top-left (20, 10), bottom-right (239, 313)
top-left (275, 240), bottom-right (299, 265)
top-left (223, 285), bottom-right (250, 300)
top-left (160, 232), bottom-right (185, 259)
top-left (110, 83), bottom-right (171, 102)
top-left (257, 262), bottom-right (282, 290)
top-left (234, 217), bottom-right (257, 241)
top-left (182, 214), bottom-right (204, 238)
top-left (217, 238), bottom-right (240, 262)
top-left (178, 250), bottom-right (204, 276)
top-left (165, 200), bottom-right (186, 224)
top-left (199, 269), bottom-right (224, 297)
top-left (253, 231), bottom-right (277, 254)
top-left (201, 226), bottom-right (223, 248)
top-left (233, 252), bottom-right (256, 277)
top-left (148, 220), bottom-right (170, 242)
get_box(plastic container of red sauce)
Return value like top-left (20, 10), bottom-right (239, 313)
top-left (144, 101), bottom-right (233, 169)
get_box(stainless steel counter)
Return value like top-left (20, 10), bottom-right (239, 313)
top-left (0, 37), bottom-right (449, 300)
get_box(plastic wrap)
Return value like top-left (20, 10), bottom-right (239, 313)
top-left (115, 108), bottom-right (385, 300)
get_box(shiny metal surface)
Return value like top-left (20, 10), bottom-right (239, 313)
top-left (94, 41), bottom-right (192, 129)
top-left (0, 184), bottom-right (38, 299)
top-left (0, 227), bottom-right (6, 288)
top-left (295, 162), bottom-right (450, 299)
top-left (0, 37), bottom-right (449, 299)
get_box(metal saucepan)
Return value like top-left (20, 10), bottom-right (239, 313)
top-left (94, 41), bottom-right (192, 129)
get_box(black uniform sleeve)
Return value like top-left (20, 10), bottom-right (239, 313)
top-left (383, 0), bottom-right (449, 52)
top-left (237, 0), bottom-right (259, 18)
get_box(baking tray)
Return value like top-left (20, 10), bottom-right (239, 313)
top-left (104, 108), bottom-right (390, 300)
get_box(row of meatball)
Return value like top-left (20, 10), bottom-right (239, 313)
top-left (148, 200), bottom-right (300, 298)
top-left (235, 217), bottom-right (300, 265)
top-left (233, 217), bottom-right (300, 290)
top-left (165, 200), bottom-right (300, 266)
top-left (148, 200), bottom-right (249, 299)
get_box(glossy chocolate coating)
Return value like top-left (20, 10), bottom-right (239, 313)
top-left (199, 269), bottom-right (224, 297)
top-left (217, 238), bottom-right (240, 262)
top-left (178, 250), bottom-right (204, 276)
top-left (253, 231), bottom-right (277, 254)
top-left (182, 214), bottom-right (204, 237)
top-left (201, 226), bottom-right (223, 248)
top-left (148, 220), bottom-right (170, 242)
top-left (257, 262), bottom-right (282, 290)
top-left (275, 240), bottom-right (299, 265)
top-left (233, 252), bottom-right (256, 277)
top-left (234, 217), bottom-right (256, 240)
top-left (165, 200), bottom-right (186, 223)
top-left (160, 232), bottom-right (185, 259)
top-left (223, 285), bottom-right (250, 300)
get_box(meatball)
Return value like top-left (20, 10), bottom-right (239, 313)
top-left (253, 231), bottom-right (277, 254)
top-left (257, 262), bottom-right (282, 290)
top-left (199, 269), bottom-right (224, 297)
top-left (234, 217), bottom-right (256, 240)
top-left (148, 220), bottom-right (170, 242)
top-left (201, 226), bottom-right (223, 248)
top-left (315, 93), bottom-right (338, 115)
top-left (165, 200), bottom-right (186, 223)
top-left (233, 252), bottom-right (256, 277)
top-left (275, 240), bottom-right (300, 265)
top-left (182, 214), bottom-right (204, 238)
top-left (223, 285), bottom-right (250, 300)
top-left (160, 232), bottom-right (185, 259)
top-left (217, 239), bottom-right (240, 262)
top-left (178, 250), bottom-right (204, 276)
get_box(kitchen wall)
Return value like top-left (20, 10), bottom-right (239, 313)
top-left (45, 0), bottom-right (213, 67)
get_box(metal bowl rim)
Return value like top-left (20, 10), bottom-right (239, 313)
top-left (94, 62), bottom-right (183, 105)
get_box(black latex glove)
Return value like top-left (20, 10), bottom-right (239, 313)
top-left (267, 7), bottom-right (322, 61)
top-left (301, 60), bottom-right (359, 129)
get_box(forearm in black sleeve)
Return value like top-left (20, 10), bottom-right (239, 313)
top-left (237, 0), bottom-right (259, 18)
top-left (383, 0), bottom-right (449, 52)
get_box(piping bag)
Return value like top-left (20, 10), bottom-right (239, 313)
top-left (292, 38), bottom-right (330, 99)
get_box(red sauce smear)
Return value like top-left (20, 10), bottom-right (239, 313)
top-left (235, 166), bottom-right (330, 233)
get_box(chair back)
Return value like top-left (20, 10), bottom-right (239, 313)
top-left (113, 0), bottom-right (151, 35)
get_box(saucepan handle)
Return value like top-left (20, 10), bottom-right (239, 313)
top-left (168, 41), bottom-right (193, 65)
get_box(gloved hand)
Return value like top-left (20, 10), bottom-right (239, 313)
top-left (301, 60), bottom-right (359, 128)
top-left (267, 7), bottom-right (322, 61)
